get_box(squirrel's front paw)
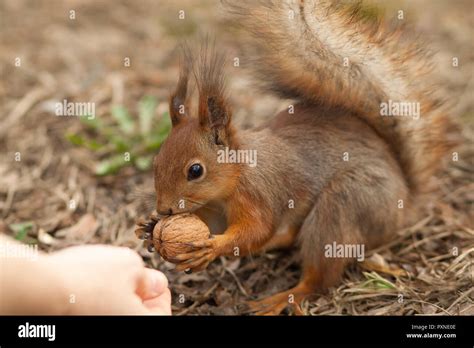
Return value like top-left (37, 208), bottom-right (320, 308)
top-left (135, 212), bottom-right (160, 252)
top-left (172, 237), bottom-right (222, 273)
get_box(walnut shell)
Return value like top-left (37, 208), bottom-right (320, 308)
top-left (152, 213), bottom-right (210, 262)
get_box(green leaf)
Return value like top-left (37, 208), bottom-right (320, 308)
top-left (95, 155), bottom-right (129, 176)
top-left (111, 105), bottom-right (135, 135)
top-left (156, 111), bottom-right (172, 135)
top-left (79, 116), bottom-right (102, 130)
top-left (65, 133), bottom-right (103, 151)
top-left (135, 155), bottom-right (153, 171)
top-left (67, 99), bottom-right (173, 176)
top-left (145, 133), bottom-right (166, 150)
top-left (138, 96), bottom-right (157, 136)
top-left (86, 139), bottom-right (103, 151)
top-left (145, 112), bottom-right (171, 149)
top-left (110, 135), bottom-right (131, 152)
top-left (65, 133), bottom-right (85, 146)
top-left (9, 222), bottom-right (34, 241)
top-left (361, 272), bottom-right (396, 290)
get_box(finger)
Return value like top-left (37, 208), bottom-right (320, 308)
top-left (171, 249), bottom-right (211, 262)
top-left (109, 246), bottom-right (145, 268)
top-left (135, 227), bottom-right (151, 240)
top-left (184, 240), bottom-right (213, 249)
top-left (124, 296), bottom-right (158, 315)
top-left (143, 240), bottom-right (155, 252)
top-left (190, 260), bottom-right (211, 272)
top-left (174, 253), bottom-right (211, 272)
top-left (136, 268), bottom-right (169, 300)
top-left (143, 288), bottom-right (172, 315)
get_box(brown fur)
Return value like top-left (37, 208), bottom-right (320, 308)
top-left (148, 0), bottom-right (455, 313)
top-left (225, 0), bottom-right (457, 193)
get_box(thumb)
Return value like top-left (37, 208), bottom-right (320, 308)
top-left (143, 288), bottom-right (172, 315)
top-left (136, 268), bottom-right (169, 300)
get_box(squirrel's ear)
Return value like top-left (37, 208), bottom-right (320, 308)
top-left (169, 45), bottom-right (193, 127)
top-left (204, 94), bottom-right (232, 146)
top-left (196, 41), bottom-right (232, 145)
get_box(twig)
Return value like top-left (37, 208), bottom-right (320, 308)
top-left (446, 288), bottom-right (473, 313)
top-left (175, 282), bottom-right (219, 316)
top-left (224, 266), bottom-right (249, 297)
top-left (0, 86), bottom-right (52, 138)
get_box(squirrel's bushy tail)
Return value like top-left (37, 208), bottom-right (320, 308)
top-left (225, 0), bottom-right (457, 193)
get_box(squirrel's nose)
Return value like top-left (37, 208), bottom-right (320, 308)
top-left (156, 208), bottom-right (173, 217)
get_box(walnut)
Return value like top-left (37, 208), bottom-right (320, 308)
top-left (152, 213), bottom-right (210, 261)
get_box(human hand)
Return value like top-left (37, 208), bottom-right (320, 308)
top-left (44, 245), bottom-right (171, 315)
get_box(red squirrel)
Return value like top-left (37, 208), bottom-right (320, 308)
top-left (136, 0), bottom-right (456, 314)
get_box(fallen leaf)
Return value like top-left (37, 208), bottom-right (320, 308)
top-left (55, 214), bottom-right (99, 242)
top-left (176, 273), bottom-right (210, 284)
top-left (362, 253), bottom-right (407, 277)
top-left (38, 228), bottom-right (59, 246)
top-left (223, 258), bottom-right (241, 272)
top-left (421, 302), bottom-right (438, 315)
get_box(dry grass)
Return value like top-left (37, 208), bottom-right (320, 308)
top-left (0, 0), bottom-right (472, 315)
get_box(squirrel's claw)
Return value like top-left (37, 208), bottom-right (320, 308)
top-left (135, 221), bottom-right (155, 239)
top-left (246, 295), bottom-right (303, 316)
top-left (172, 248), bottom-right (211, 262)
top-left (143, 239), bottom-right (155, 252)
top-left (173, 239), bottom-right (218, 272)
top-left (174, 250), bottom-right (215, 272)
top-left (174, 235), bottom-right (227, 272)
top-left (134, 225), bottom-right (145, 239)
top-left (135, 228), bottom-right (151, 240)
top-left (184, 239), bottom-right (214, 249)
top-left (135, 213), bottom-right (159, 251)
top-left (245, 281), bottom-right (313, 315)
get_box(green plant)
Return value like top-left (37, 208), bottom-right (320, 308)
top-left (66, 96), bottom-right (171, 175)
top-left (9, 222), bottom-right (34, 243)
top-left (361, 271), bottom-right (397, 290)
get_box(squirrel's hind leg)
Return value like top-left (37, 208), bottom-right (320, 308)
top-left (246, 265), bottom-right (320, 315)
top-left (247, 165), bottom-right (406, 315)
top-left (258, 225), bottom-right (300, 253)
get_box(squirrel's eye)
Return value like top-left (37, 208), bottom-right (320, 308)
top-left (187, 163), bottom-right (203, 181)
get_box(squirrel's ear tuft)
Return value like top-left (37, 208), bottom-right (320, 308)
top-left (195, 39), bottom-right (232, 145)
top-left (169, 44), bottom-right (193, 126)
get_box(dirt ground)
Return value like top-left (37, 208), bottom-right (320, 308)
top-left (0, 0), bottom-right (473, 315)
